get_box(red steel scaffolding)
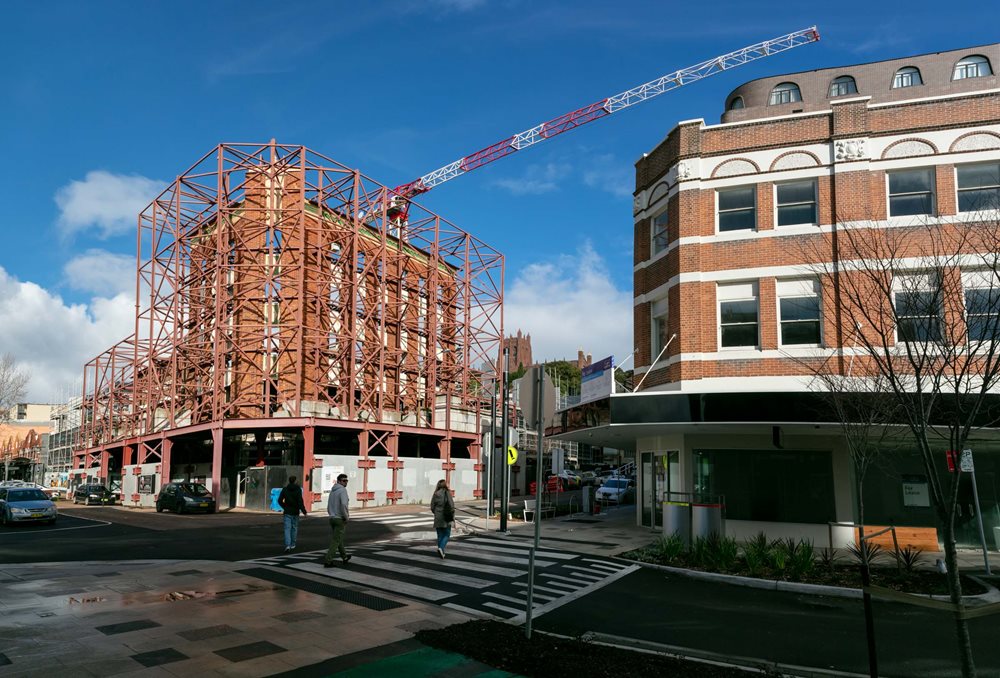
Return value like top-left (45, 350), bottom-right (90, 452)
top-left (76, 142), bottom-right (503, 508)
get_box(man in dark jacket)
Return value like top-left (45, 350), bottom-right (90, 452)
top-left (277, 476), bottom-right (308, 553)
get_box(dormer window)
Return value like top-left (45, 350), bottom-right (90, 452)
top-left (768, 82), bottom-right (802, 106)
top-left (892, 66), bottom-right (922, 88)
top-left (728, 96), bottom-right (745, 111)
top-left (954, 55), bottom-right (993, 80)
top-left (829, 76), bottom-right (857, 97)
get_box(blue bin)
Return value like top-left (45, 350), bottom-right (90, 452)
top-left (270, 487), bottom-right (283, 512)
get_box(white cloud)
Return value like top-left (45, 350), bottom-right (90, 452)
top-left (55, 170), bottom-right (162, 238)
top-left (0, 267), bottom-right (134, 402)
top-left (491, 162), bottom-right (571, 196)
top-left (582, 153), bottom-right (633, 198)
top-left (505, 243), bottom-right (632, 365)
top-left (64, 249), bottom-right (136, 297)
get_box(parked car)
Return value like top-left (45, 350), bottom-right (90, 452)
top-left (18, 482), bottom-right (63, 499)
top-left (0, 480), bottom-right (27, 488)
top-left (73, 484), bottom-right (116, 506)
top-left (595, 477), bottom-right (635, 504)
top-left (579, 471), bottom-right (598, 486)
top-left (156, 482), bottom-right (216, 514)
top-left (0, 487), bottom-right (58, 525)
top-left (556, 470), bottom-right (582, 488)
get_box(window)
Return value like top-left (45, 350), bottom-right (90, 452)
top-left (892, 66), bottom-right (922, 88)
top-left (650, 297), bottom-right (670, 360)
top-left (778, 279), bottom-right (821, 345)
top-left (651, 210), bottom-right (669, 254)
top-left (728, 96), bottom-right (745, 110)
top-left (776, 180), bottom-right (817, 226)
top-left (953, 55), bottom-right (993, 80)
top-left (829, 75), bottom-right (857, 97)
top-left (894, 276), bottom-right (942, 342)
top-left (888, 169), bottom-right (935, 217)
top-left (718, 283), bottom-right (758, 348)
top-left (717, 186), bottom-right (756, 232)
top-left (768, 82), bottom-right (802, 105)
top-left (963, 272), bottom-right (1000, 342)
top-left (957, 163), bottom-right (1000, 212)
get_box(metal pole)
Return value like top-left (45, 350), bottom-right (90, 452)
top-left (486, 379), bottom-right (496, 525)
top-left (525, 362), bottom-right (545, 639)
top-left (970, 467), bottom-right (992, 576)
top-left (499, 348), bottom-right (510, 533)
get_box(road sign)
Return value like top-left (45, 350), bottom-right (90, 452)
top-left (507, 446), bottom-right (518, 466)
top-left (961, 449), bottom-right (975, 473)
top-left (946, 450), bottom-right (957, 472)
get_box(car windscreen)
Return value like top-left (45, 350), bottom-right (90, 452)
top-left (8, 489), bottom-right (48, 502)
top-left (180, 483), bottom-right (212, 497)
top-left (604, 479), bottom-right (626, 488)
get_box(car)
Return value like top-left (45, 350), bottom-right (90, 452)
top-left (579, 471), bottom-right (598, 486)
top-left (556, 470), bottom-right (582, 488)
top-left (73, 484), bottom-right (116, 506)
top-left (156, 482), bottom-right (216, 514)
top-left (594, 477), bottom-right (635, 504)
top-left (0, 480), bottom-right (27, 488)
top-left (0, 487), bottom-right (58, 525)
top-left (18, 482), bottom-right (63, 499)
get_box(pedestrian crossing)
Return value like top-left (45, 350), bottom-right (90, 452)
top-left (241, 534), bottom-right (637, 620)
top-left (347, 510), bottom-right (436, 529)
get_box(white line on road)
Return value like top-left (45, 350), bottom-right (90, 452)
top-left (512, 581), bottom-right (576, 596)
top-left (371, 549), bottom-right (525, 577)
top-left (288, 562), bottom-right (454, 601)
top-left (0, 515), bottom-right (112, 537)
top-left (508, 564), bottom-right (641, 626)
top-left (347, 556), bottom-right (496, 588)
top-left (465, 538), bottom-right (578, 559)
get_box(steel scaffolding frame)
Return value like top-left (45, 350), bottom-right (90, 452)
top-left (78, 144), bottom-right (503, 485)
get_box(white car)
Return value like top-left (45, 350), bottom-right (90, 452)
top-left (13, 482), bottom-right (63, 499)
top-left (595, 477), bottom-right (635, 504)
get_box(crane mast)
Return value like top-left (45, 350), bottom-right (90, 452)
top-left (387, 26), bottom-right (819, 221)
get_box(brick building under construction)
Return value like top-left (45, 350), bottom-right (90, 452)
top-left (74, 143), bottom-right (503, 511)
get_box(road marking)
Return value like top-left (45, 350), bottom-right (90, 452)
top-left (483, 601), bottom-right (533, 615)
top-left (465, 538), bottom-right (578, 559)
top-left (539, 573), bottom-right (588, 586)
top-left (288, 562), bottom-right (454, 601)
top-left (0, 514), bottom-right (112, 536)
top-left (347, 556), bottom-right (496, 589)
top-left (443, 603), bottom-right (494, 619)
top-left (586, 563), bottom-right (624, 574)
top-left (534, 579), bottom-right (579, 592)
top-left (484, 591), bottom-right (553, 605)
top-left (561, 566), bottom-right (604, 581)
top-left (513, 581), bottom-right (576, 596)
top-left (371, 549), bottom-right (525, 577)
top-left (443, 544), bottom-right (557, 567)
top-left (509, 564), bottom-right (641, 626)
top-left (353, 514), bottom-right (425, 523)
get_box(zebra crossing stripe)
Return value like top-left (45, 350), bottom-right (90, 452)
top-left (582, 557), bottom-right (626, 568)
top-left (346, 556), bottom-right (496, 589)
top-left (586, 563), bottom-right (624, 574)
top-left (371, 549), bottom-right (525, 577)
top-left (288, 562), bottom-right (454, 601)
top-left (443, 603), bottom-right (495, 619)
top-left (443, 544), bottom-right (557, 568)
top-left (561, 566), bottom-right (604, 581)
top-left (482, 601), bottom-right (524, 616)
top-left (539, 573), bottom-right (587, 586)
top-left (353, 515), bottom-right (425, 524)
top-left (534, 579), bottom-right (579, 592)
top-left (512, 581), bottom-right (575, 596)
top-left (465, 538), bottom-right (578, 559)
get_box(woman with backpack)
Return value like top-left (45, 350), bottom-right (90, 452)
top-left (430, 479), bottom-right (455, 558)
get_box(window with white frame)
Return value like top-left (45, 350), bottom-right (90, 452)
top-left (957, 162), bottom-right (1000, 212)
top-left (894, 274), bottom-right (942, 342)
top-left (768, 82), bottom-right (802, 105)
top-left (953, 55), bottom-right (993, 80)
top-left (829, 75), bottom-right (857, 97)
top-left (718, 282), bottom-right (758, 349)
top-left (888, 168), bottom-right (935, 217)
top-left (651, 210), bottom-right (669, 255)
top-left (717, 186), bottom-right (756, 232)
top-left (650, 297), bottom-right (670, 360)
top-left (776, 179), bottom-right (817, 226)
top-left (892, 66), bottom-right (922, 88)
top-left (963, 271), bottom-right (1000, 342)
top-left (778, 279), bottom-right (821, 345)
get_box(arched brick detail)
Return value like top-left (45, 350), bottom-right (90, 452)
top-left (881, 137), bottom-right (938, 159)
top-left (711, 157), bottom-right (760, 178)
top-left (949, 130), bottom-right (1000, 153)
top-left (648, 180), bottom-right (672, 209)
top-left (769, 150), bottom-right (821, 171)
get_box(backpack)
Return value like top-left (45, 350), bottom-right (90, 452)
top-left (442, 498), bottom-right (455, 522)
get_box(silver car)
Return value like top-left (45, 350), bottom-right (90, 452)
top-left (0, 487), bottom-right (58, 525)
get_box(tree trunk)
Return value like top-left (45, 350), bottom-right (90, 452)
top-left (941, 522), bottom-right (976, 678)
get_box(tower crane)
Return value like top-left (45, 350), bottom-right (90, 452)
top-left (386, 26), bottom-right (819, 222)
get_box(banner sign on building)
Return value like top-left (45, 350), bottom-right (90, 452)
top-left (581, 356), bottom-right (615, 404)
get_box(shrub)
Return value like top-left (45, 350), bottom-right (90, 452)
top-left (789, 539), bottom-right (815, 581)
top-left (897, 545), bottom-right (925, 573)
top-left (710, 534), bottom-right (740, 572)
top-left (818, 547), bottom-right (840, 572)
top-left (742, 531), bottom-right (771, 577)
top-left (847, 540), bottom-right (885, 567)
top-left (652, 533), bottom-right (686, 564)
top-left (690, 536), bottom-right (711, 569)
top-left (769, 538), bottom-right (797, 578)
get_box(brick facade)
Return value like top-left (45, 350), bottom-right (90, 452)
top-left (632, 44), bottom-right (1000, 390)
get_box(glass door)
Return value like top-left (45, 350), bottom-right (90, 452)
top-left (641, 452), bottom-right (654, 527)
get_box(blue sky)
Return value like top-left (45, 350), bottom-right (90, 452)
top-left (1, 0), bottom-right (998, 400)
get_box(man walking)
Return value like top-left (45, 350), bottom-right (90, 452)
top-left (324, 473), bottom-right (352, 567)
top-left (277, 476), bottom-right (308, 553)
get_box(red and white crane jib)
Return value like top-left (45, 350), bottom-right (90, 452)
top-left (388, 26), bottom-right (819, 215)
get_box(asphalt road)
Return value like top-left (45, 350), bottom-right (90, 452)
top-left (535, 566), bottom-right (1000, 677)
top-left (0, 505), bottom-right (396, 564)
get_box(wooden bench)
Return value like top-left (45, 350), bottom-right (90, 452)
top-left (856, 525), bottom-right (939, 551)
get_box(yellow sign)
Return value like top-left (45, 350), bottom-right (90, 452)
top-left (507, 446), bottom-right (518, 466)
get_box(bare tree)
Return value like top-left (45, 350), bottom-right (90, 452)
top-left (0, 353), bottom-right (29, 424)
top-left (805, 215), bottom-right (1000, 678)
